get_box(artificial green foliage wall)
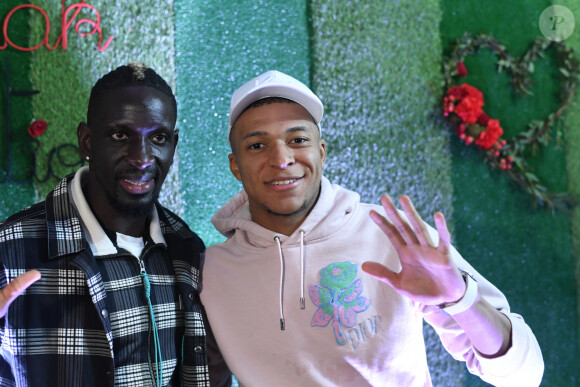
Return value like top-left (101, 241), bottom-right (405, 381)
top-left (308, 0), bottom-right (462, 383)
top-left (174, 0), bottom-right (311, 244)
top-left (555, 0), bottom-right (580, 339)
top-left (0, 2), bottom-right (35, 220)
top-left (441, 1), bottom-right (580, 385)
top-left (309, 0), bottom-right (453, 232)
top-left (1, 1), bottom-right (578, 385)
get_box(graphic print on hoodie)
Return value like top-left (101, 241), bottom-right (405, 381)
top-left (309, 261), bottom-right (371, 346)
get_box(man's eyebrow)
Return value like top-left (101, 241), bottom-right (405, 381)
top-left (241, 126), bottom-right (312, 141)
top-left (286, 126), bottom-right (311, 134)
top-left (105, 123), bottom-right (173, 133)
top-left (241, 130), bottom-right (269, 141)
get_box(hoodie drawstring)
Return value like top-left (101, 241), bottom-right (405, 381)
top-left (275, 231), bottom-right (307, 331)
top-left (274, 236), bottom-right (285, 330)
top-left (299, 230), bottom-right (305, 310)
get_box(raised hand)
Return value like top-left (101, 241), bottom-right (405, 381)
top-left (0, 270), bottom-right (41, 318)
top-left (362, 195), bottom-right (465, 306)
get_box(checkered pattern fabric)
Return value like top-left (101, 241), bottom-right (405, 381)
top-left (95, 240), bottom-right (183, 385)
top-left (0, 174), bottom-right (214, 386)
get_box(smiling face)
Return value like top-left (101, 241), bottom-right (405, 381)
top-left (78, 86), bottom-right (178, 230)
top-left (229, 101), bottom-right (326, 235)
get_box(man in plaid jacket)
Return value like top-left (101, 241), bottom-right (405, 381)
top-left (0, 64), bottom-right (230, 386)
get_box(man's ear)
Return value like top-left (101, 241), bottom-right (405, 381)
top-left (173, 128), bottom-right (179, 152)
top-left (319, 138), bottom-right (327, 168)
top-left (228, 153), bottom-right (242, 181)
top-left (77, 122), bottom-right (91, 160)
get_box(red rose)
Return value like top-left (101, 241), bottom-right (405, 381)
top-left (460, 84), bottom-right (483, 100)
top-left (445, 84), bottom-right (483, 103)
top-left (475, 119), bottom-right (503, 149)
top-left (456, 62), bottom-right (468, 77)
top-left (486, 118), bottom-right (503, 137)
top-left (444, 84), bottom-right (485, 124)
top-left (28, 119), bottom-right (47, 137)
top-left (446, 85), bottom-right (467, 101)
top-left (452, 84), bottom-right (484, 124)
top-left (454, 97), bottom-right (483, 124)
top-left (477, 112), bottom-right (490, 126)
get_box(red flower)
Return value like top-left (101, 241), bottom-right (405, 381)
top-left (445, 84), bottom-right (484, 124)
top-left (445, 85), bottom-right (467, 101)
top-left (28, 119), bottom-right (47, 137)
top-left (456, 62), bottom-right (468, 77)
top-left (465, 84), bottom-right (483, 97)
top-left (454, 97), bottom-right (483, 124)
top-left (475, 118), bottom-right (503, 149)
top-left (477, 112), bottom-right (490, 126)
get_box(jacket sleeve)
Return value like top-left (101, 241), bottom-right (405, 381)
top-left (0, 261), bottom-right (16, 385)
top-left (419, 243), bottom-right (544, 386)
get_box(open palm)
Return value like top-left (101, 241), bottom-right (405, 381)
top-left (362, 195), bottom-right (465, 306)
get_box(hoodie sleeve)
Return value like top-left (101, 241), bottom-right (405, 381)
top-left (419, 243), bottom-right (544, 387)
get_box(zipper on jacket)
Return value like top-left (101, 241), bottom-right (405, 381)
top-left (139, 255), bottom-right (163, 387)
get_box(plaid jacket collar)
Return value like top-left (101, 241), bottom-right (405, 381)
top-left (45, 173), bottom-right (86, 260)
top-left (44, 170), bottom-right (194, 262)
top-left (69, 166), bottom-right (167, 257)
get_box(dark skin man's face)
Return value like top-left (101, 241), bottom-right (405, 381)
top-left (77, 86), bottom-right (178, 236)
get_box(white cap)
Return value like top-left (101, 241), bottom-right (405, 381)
top-left (228, 70), bottom-right (323, 143)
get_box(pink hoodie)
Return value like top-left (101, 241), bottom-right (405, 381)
top-left (201, 176), bottom-right (543, 386)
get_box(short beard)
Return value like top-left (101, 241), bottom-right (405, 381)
top-left (265, 200), bottom-right (310, 218)
top-left (106, 191), bottom-right (157, 217)
top-left (264, 188), bottom-right (320, 219)
top-left (106, 165), bottom-right (160, 217)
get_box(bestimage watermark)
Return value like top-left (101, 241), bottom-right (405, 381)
top-left (539, 5), bottom-right (575, 42)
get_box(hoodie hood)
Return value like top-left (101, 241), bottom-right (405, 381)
top-left (211, 175), bottom-right (360, 247)
top-left (210, 175), bottom-right (362, 330)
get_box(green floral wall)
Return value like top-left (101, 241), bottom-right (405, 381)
top-left (1, 1), bottom-right (578, 385)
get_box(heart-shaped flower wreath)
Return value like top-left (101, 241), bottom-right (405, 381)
top-left (442, 33), bottom-right (579, 212)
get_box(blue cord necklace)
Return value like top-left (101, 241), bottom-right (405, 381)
top-left (140, 260), bottom-right (163, 387)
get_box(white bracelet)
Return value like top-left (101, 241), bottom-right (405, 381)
top-left (441, 270), bottom-right (478, 316)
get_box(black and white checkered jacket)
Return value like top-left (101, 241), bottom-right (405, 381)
top-left (0, 174), bottom-right (215, 386)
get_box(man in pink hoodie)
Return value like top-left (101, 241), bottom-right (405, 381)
top-left (201, 70), bottom-right (543, 386)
